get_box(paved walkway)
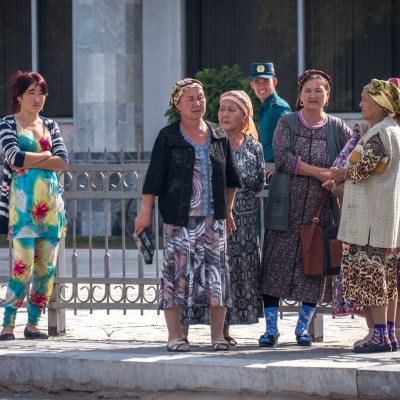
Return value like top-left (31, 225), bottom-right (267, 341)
top-left (0, 309), bottom-right (399, 399)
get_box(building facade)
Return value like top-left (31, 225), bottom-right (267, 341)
top-left (1, 0), bottom-right (399, 154)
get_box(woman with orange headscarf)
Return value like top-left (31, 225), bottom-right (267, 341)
top-left (181, 90), bottom-right (265, 346)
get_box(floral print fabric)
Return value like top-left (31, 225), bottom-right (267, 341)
top-left (9, 123), bottom-right (66, 239)
top-left (2, 237), bottom-right (59, 327)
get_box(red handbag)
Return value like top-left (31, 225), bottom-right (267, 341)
top-left (299, 191), bottom-right (342, 277)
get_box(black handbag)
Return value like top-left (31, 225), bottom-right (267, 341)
top-left (0, 214), bottom-right (9, 235)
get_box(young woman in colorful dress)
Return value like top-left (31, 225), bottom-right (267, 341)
top-left (0, 71), bottom-right (69, 340)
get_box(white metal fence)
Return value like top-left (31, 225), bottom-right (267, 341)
top-left (0, 152), bottom-right (333, 339)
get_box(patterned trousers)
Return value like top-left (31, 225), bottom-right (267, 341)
top-left (2, 237), bottom-right (59, 328)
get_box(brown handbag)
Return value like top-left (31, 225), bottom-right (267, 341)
top-left (299, 191), bottom-right (342, 277)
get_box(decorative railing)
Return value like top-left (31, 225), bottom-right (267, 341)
top-left (0, 152), bottom-right (333, 339)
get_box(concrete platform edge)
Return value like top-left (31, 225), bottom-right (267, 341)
top-left (1, 354), bottom-right (399, 398)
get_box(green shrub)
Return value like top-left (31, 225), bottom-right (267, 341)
top-left (165, 64), bottom-right (260, 125)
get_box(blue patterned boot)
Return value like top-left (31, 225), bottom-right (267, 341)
top-left (295, 304), bottom-right (315, 346)
top-left (259, 307), bottom-right (280, 347)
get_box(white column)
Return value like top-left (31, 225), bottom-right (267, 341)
top-left (297, 0), bottom-right (305, 77)
top-left (142, 0), bottom-right (185, 152)
top-left (31, 0), bottom-right (39, 71)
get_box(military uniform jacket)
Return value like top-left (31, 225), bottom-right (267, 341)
top-left (259, 92), bottom-right (291, 162)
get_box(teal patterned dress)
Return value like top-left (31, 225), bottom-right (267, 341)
top-left (9, 121), bottom-right (66, 239)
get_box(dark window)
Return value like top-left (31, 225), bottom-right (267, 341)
top-left (38, 0), bottom-right (73, 117)
top-left (186, 0), bottom-right (399, 113)
top-left (0, 1), bottom-right (32, 116)
top-left (306, 0), bottom-right (400, 112)
top-left (256, 0), bottom-right (298, 109)
top-left (0, 0), bottom-right (72, 117)
top-left (186, 0), bottom-right (258, 78)
top-left (186, 0), bottom-right (299, 111)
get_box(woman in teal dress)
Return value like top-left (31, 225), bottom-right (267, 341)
top-left (0, 71), bottom-right (68, 340)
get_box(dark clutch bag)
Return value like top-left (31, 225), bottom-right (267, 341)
top-left (133, 228), bottom-right (154, 265)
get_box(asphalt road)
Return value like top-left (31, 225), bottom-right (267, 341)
top-left (0, 389), bottom-right (361, 400)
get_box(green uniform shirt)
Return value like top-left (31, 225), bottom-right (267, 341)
top-left (258, 92), bottom-right (291, 162)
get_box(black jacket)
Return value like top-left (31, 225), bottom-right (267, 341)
top-left (143, 120), bottom-right (241, 227)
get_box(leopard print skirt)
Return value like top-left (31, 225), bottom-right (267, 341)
top-left (342, 243), bottom-right (398, 307)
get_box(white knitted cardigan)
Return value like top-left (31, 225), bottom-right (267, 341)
top-left (338, 117), bottom-right (400, 248)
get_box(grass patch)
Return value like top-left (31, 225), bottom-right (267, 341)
top-left (0, 235), bottom-right (162, 249)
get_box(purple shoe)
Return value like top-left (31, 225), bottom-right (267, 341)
top-left (354, 341), bottom-right (392, 354)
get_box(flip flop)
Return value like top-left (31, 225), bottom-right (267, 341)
top-left (166, 339), bottom-right (190, 352)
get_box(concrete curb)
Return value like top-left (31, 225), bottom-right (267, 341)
top-left (0, 346), bottom-right (399, 398)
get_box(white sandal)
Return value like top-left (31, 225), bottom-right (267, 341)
top-left (212, 338), bottom-right (230, 351)
top-left (166, 338), bottom-right (190, 352)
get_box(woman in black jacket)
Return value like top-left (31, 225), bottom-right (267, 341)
top-left (134, 78), bottom-right (241, 352)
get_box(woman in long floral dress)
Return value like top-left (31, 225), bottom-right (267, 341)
top-left (259, 70), bottom-right (351, 347)
top-left (0, 71), bottom-right (68, 341)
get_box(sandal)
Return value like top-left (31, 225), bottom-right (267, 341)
top-left (212, 338), bottom-right (230, 351)
top-left (224, 335), bottom-right (237, 346)
top-left (354, 341), bottom-right (392, 354)
top-left (181, 338), bottom-right (190, 345)
top-left (296, 333), bottom-right (313, 347)
top-left (166, 339), bottom-right (190, 352)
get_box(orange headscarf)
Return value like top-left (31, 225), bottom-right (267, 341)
top-left (220, 90), bottom-right (258, 139)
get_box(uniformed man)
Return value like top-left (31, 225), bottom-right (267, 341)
top-left (250, 62), bottom-right (291, 165)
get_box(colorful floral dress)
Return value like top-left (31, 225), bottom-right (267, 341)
top-left (9, 121), bottom-right (66, 239)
